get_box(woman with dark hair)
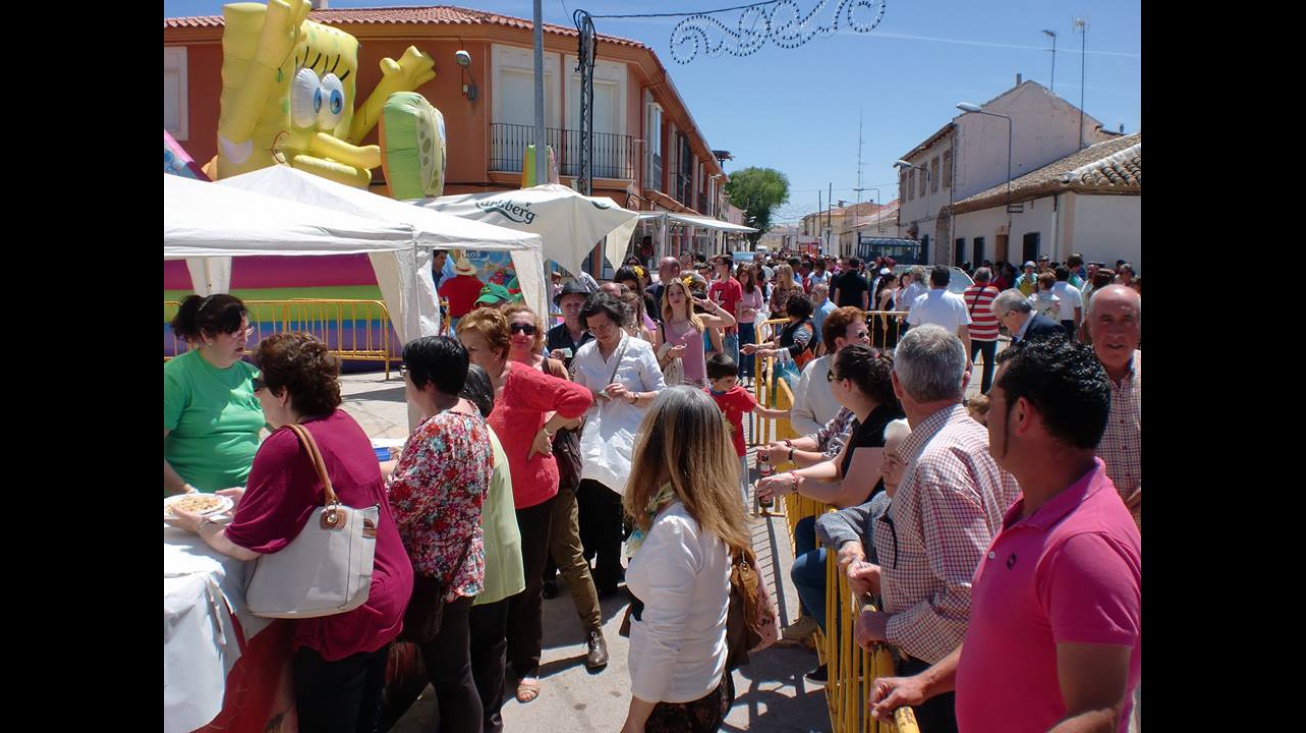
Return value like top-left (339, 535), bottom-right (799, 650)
top-left (456, 308), bottom-right (595, 704)
top-left (742, 294), bottom-right (816, 389)
top-left (460, 365), bottom-right (525, 733)
top-left (168, 333), bottom-right (413, 733)
top-left (615, 265), bottom-right (659, 332)
top-left (571, 293), bottom-right (666, 599)
top-left (620, 387), bottom-right (750, 733)
top-left (756, 344), bottom-right (905, 509)
top-left (387, 335), bottom-right (493, 732)
top-left (164, 294), bottom-right (264, 495)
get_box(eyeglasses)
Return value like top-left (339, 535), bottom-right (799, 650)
top-left (252, 377), bottom-right (267, 392)
top-left (509, 323), bottom-right (538, 335)
top-left (854, 329), bottom-right (869, 340)
top-left (227, 326), bottom-right (254, 341)
top-left (587, 320), bottom-right (619, 336)
top-left (826, 370), bottom-right (843, 382)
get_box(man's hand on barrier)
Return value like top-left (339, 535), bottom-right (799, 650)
top-left (836, 541), bottom-right (867, 571)
top-left (855, 609), bottom-right (890, 649)
top-left (868, 674), bottom-right (928, 721)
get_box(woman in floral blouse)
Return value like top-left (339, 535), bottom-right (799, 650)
top-left (387, 335), bottom-right (493, 733)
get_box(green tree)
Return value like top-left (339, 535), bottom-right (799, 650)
top-left (724, 167), bottom-right (790, 246)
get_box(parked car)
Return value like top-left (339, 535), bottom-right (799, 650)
top-left (891, 265), bottom-right (974, 295)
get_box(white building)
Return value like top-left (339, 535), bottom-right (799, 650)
top-left (894, 78), bottom-right (1119, 263)
top-left (949, 133), bottom-right (1141, 270)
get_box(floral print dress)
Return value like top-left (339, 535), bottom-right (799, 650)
top-left (386, 410), bottom-right (493, 601)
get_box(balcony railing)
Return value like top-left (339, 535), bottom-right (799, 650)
top-left (490, 123), bottom-right (634, 181)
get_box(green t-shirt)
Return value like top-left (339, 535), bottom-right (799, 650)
top-left (163, 350), bottom-right (264, 493)
top-left (474, 428), bottom-right (525, 606)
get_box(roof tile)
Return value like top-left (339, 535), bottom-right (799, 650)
top-left (950, 132), bottom-right (1141, 214)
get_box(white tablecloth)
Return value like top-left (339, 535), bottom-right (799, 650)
top-left (163, 526), bottom-right (271, 733)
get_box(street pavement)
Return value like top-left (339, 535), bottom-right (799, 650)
top-left (337, 370), bottom-right (834, 733)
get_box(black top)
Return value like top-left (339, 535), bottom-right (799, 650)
top-left (546, 323), bottom-right (593, 369)
top-left (834, 271), bottom-right (870, 308)
top-left (839, 402), bottom-right (906, 501)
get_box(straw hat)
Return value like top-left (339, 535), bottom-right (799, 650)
top-left (454, 257), bottom-right (478, 276)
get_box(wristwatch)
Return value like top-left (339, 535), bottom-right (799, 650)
top-left (788, 447), bottom-right (796, 462)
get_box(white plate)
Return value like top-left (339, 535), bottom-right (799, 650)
top-left (163, 493), bottom-right (233, 520)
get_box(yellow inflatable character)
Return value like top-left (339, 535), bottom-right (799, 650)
top-left (216, 0), bottom-right (436, 188)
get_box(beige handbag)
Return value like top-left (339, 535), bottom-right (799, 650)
top-left (244, 423), bottom-right (380, 619)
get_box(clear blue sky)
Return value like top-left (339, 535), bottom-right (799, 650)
top-left (164, 0), bottom-right (1141, 224)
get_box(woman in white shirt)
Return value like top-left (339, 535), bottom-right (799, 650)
top-left (620, 387), bottom-right (751, 733)
top-left (572, 292), bottom-right (667, 597)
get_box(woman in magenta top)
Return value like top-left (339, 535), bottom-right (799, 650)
top-left (168, 333), bottom-right (413, 733)
top-left (457, 306), bottom-right (593, 703)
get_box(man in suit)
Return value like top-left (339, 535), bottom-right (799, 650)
top-left (990, 288), bottom-right (1063, 344)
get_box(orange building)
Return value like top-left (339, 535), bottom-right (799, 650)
top-left (164, 4), bottom-right (733, 267)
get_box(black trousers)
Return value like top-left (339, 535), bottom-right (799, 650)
top-left (577, 479), bottom-right (626, 594)
top-left (898, 655), bottom-right (958, 733)
top-left (507, 497), bottom-right (555, 679)
top-left (969, 338), bottom-right (998, 395)
top-left (469, 598), bottom-right (510, 733)
top-left (292, 644), bottom-right (390, 733)
top-left (420, 595), bottom-right (482, 733)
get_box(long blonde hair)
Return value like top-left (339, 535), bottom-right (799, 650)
top-left (660, 279), bottom-right (704, 333)
top-left (623, 387), bottom-right (750, 552)
top-left (775, 264), bottom-right (797, 290)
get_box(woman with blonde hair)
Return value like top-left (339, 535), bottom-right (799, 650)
top-left (620, 387), bottom-right (750, 733)
top-left (769, 264), bottom-right (802, 319)
top-left (654, 278), bottom-right (736, 387)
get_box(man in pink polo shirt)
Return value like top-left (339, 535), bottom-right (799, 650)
top-left (869, 337), bottom-right (1141, 733)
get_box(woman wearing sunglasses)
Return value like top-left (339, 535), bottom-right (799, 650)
top-left (164, 294), bottom-right (265, 495)
top-left (456, 306), bottom-right (595, 704)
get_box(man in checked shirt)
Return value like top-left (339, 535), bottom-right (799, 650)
top-left (849, 324), bottom-right (1020, 733)
top-left (1088, 285), bottom-right (1141, 531)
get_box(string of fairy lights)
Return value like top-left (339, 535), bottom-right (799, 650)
top-left (578, 0), bottom-right (887, 64)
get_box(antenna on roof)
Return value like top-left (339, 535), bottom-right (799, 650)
top-left (1074, 18), bottom-right (1089, 148)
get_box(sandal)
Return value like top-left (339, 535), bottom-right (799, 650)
top-left (515, 677), bottom-right (540, 703)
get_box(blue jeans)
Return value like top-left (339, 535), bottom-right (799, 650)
top-left (790, 516), bottom-right (828, 629)
top-left (724, 331), bottom-right (740, 370)
top-left (737, 323), bottom-right (756, 377)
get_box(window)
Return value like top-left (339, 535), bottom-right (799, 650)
top-left (973, 236), bottom-right (985, 265)
top-left (931, 156), bottom-right (940, 194)
top-left (918, 166), bottom-right (928, 199)
top-left (645, 99), bottom-right (663, 190)
top-left (942, 150), bottom-right (953, 189)
top-left (908, 169), bottom-right (916, 201)
top-left (164, 48), bottom-right (188, 141)
top-left (900, 169), bottom-right (908, 203)
top-left (954, 238), bottom-right (965, 267)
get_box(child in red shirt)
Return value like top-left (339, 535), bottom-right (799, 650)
top-left (705, 353), bottom-right (790, 512)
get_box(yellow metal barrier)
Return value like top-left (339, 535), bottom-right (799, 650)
top-left (164, 299), bottom-right (398, 379)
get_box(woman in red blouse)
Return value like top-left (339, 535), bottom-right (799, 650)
top-left (457, 307), bottom-right (594, 704)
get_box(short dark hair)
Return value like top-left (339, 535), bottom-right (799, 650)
top-left (254, 333), bottom-right (342, 416)
top-left (787, 257), bottom-right (802, 270)
top-left (402, 335), bottom-right (470, 396)
top-left (706, 352), bottom-right (739, 380)
top-left (459, 363), bottom-right (495, 418)
top-left (1067, 254), bottom-right (1084, 268)
top-left (833, 344), bottom-right (898, 407)
top-left (170, 294), bottom-right (247, 342)
top-left (994, 338), bottom-right (1110, 450)
top-left (848, 257), bottom-right (862, 268)
top-left (614, 266), bottom-right (643, 290)
top-left (581, 292), bottom-right (629, 328)
top-left (930, 266), bottom-right (951, 287)
top-left (1054, 266), bottom-right (1071, 282)
top-left (786, 294), bottom-right (814, 319)
top-left (718, 255), bottom-right (733, 269)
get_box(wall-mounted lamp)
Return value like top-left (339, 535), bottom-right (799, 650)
top-left (454, 49), bottom-right (478, 101)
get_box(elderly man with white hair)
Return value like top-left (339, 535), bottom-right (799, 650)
top-left (1088, 285), bottom-right (1142, 528)
top-left (849, 324), bottom-right (1019, 733)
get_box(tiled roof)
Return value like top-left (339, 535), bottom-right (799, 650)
top-left (163, 5), bottom-right (647, 48)
top-left (950, 132), bottom-right (1141, 215)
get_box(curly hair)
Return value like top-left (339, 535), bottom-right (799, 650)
top-left (253, 333), bottom-right (342, 417)
top-left (456, 307), bottom-right (511, 360)
top-left (994, 337), bottom-right (1110, 449)
top-left (822, 306), bottom-right (866, 351)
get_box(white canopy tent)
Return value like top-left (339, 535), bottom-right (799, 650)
top-left (637, 211), bottom-right (758, 259)
top-left (417, 184), bottom-right (640, 278)
top-left (217, 166), bottom-right (549, 339)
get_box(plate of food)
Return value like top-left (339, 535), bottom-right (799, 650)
top-left (164, 493), bottom-right (233, 521)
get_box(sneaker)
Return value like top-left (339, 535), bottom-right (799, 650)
top-left (782, 615), bottom-right (820, 641)
top-left (585, 629), bottom-right (609, 670)
top-left (804, 664), bottom-right (829, 684)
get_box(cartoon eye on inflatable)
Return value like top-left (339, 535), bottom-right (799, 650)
top-left (317, 74), bottom-right (346, 131)
top-left (291, 68), bottom-right (322, 128)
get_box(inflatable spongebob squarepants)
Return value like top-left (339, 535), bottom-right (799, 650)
top-left (216, 0), bottom-right (436, 188)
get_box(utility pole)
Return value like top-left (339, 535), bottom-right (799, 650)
top-left (1075, 18), bottom-right (1088, 148)
top-left (533, 0), bottom-right (547, 186)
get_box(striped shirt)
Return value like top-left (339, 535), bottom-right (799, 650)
top-left (875, 404), bottom-right (1022, 664)
top-left (1097, 350), bottom-right (1141, 510)
top-left (963, 284), bottom-right (1001, 341)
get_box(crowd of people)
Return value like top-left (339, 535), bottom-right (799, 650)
top-left (164, 243), bottom-right (1140, 733)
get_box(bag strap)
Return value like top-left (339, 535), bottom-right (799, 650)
top-left (286, 423), bottom-right (339, 507)
top-left (444, 535), bottom-right (476, 587)
top-left (605, 336), bottom-right (630, 386)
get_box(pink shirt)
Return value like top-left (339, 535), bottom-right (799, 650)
top-left (488, 363), bottom-right (594, 509)
top-left (227, 410), bottom-right (413, 661)
top-left (956, 459), bottom-right (1141, 732)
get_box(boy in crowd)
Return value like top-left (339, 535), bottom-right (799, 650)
top-left (705, 354), bottom-right (791, 512)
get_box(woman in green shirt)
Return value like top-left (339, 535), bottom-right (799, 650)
top-left (164, 294), bottom-right (264, 495)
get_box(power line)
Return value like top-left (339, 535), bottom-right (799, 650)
top-left (589, 1), bottom-right (776, 20)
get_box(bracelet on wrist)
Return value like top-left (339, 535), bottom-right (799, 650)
top-left (783, 439), bottom-right (793, 448)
